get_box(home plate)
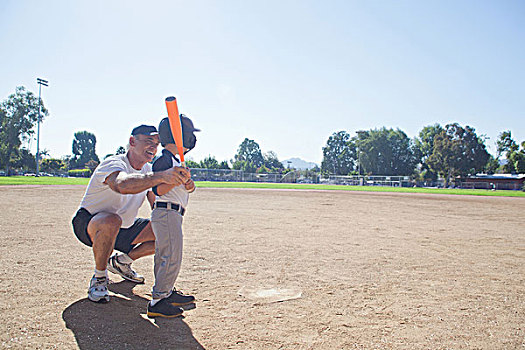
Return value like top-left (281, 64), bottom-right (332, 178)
top-left (238, 286), bottom-right (302, 303)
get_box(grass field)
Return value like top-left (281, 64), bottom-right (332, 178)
top-left (1, 176), bottom-right (524, 197)
top-left (0, 175), bottom-right (90, 185)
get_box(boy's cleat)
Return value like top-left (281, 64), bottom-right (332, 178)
top-left (88, 275), bottom-right (110, 303)
top-left (147, 298), bottom-right (184, 318)
top-left (166, 289), bottom-right (195, 306)
top-left (107, 254), bottom-right (145, 284)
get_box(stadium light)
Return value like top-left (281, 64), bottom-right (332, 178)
top-left (356, 130), bottom-right (365, 179)
top-left (35, 78), bottom-right (49, 177)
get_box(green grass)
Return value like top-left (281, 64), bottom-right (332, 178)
top-left (1, 176), bottom-right (524, 197)
top-left (0, 176), bottom-right (89, 186)
top-left (197, 181), bottom-right (525, 197)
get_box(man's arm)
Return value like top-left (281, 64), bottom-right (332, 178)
top-left (155, 177), bottom-right (194, 196)
top-left (104, 167), bottom-right (190, 195)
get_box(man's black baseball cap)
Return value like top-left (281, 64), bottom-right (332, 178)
top-left (131, 125), bottom-right (159, 136)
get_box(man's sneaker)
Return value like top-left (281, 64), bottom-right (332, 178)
top-left (147, 298), bottom-right (184, 318)
top-left (166, 289), bottom-right (195, 306)
top-left (107, 254), bottom-right (145, 284)
top-left (88, 275), bottom-right (109, 303)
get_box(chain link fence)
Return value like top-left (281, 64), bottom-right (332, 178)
top-left (327, 175), bottom-right (415, 187)
top-left (189, 168), bottom-right (288, 183)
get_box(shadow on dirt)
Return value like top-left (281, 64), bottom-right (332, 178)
top-left (62, 281), bottom-right (204, 350)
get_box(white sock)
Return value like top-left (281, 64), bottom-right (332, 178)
top-left (150, 299), bottom-right (161, 306)
top-left (117, 253), bottom-right (133, 264)
top-left (94, 269), bottom-right (107, 278)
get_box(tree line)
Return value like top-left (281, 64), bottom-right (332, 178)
top-left (321, 125), bottom-right (525, 186)
top-left (1, 86), bottom-right (524, 181)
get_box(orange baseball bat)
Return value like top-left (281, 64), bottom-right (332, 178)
top-left (165, 96), bottom-right (185, 166)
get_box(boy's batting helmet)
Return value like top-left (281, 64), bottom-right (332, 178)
top-left (158, 115), bottom-right (200, 151)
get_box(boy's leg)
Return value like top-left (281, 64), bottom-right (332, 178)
top-left (151, 208), bottom-right (184, 300)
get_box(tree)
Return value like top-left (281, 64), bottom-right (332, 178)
top-left (321, 131), bottom-right (355, 175)
top-left (234, 138), bottom-right (264, 168)
top-left (496, 131), bottom-right (524, 174)
top-left (11, 148), bottom-right (36, 172)
top-left (185, 159), bottom-right (201, 168)
top-left (71, 131), bottom-right (99, 169)
top-left (415, 124), bottom-right (443, 159)
top-left (496, 131), bottom-right (518, 159)
top-left (263, 151), bottom-right (284, 171)
top-left (61, 155), bottom-right (73, 170)
top-left (506, 145), bottom-right (525, 174)
top-left (104, 146), bottom-right (126, 160)
top-left (40, 158), bottom-right (66, 173)
top-left (256, 165), bottom-right (270, 174)
top-left (218, 160), bottom-right (230, 169)
top-left (0, 86), bottom-right (48, 174)
top-left (357, 128), bottom-right (418, 175)
top-left (484, 155), bottom-right (499, 175)
top-left (232, 160), bottom-right (257, 173)
top-left (427, 123), bottom-right (490, 186)
top-left (200, 155), bottom-right (220, 169)
top-left (415, 124), bottom-right (443, 177)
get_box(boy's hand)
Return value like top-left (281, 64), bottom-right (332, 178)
top-left (185, 178), bottom-right (195, 192)
top-left (175, 166), bottom-right (191, 182)
top-left (161, 167), bottom-right (190, 185)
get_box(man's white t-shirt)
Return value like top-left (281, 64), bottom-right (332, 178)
top-left (79, 154), bottom-right (152, 228)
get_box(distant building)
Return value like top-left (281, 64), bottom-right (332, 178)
top-left (458, 174), bottom-right (525, 190)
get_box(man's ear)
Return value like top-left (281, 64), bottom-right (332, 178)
top-left (129, 136), bottom-right (136, 147)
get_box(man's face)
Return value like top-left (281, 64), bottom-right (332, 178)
top-left (131, 134), bottom-right (160, 162)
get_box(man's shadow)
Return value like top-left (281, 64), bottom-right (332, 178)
top-left (62, 281), bottom-right (204, 350)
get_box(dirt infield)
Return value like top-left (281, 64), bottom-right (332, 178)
top-left (0, 186), bottom-right (523, 349)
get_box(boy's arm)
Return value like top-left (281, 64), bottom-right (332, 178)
top-left (154, 183), bottom-right (177, 196)
top-left (147, 190), bottom-right (156, 209)
top-left (154, 167), bottom-right (193, 195)
top-left (152, 153), bottom-right (189, 196)
top-left (185, 178), bottom-right (196, 193)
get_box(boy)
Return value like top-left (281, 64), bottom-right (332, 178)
top-left (146, 114), bottom-right (200, 318)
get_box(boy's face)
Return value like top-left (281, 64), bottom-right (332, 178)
top-left (167, 143), bottom-right (188, 155)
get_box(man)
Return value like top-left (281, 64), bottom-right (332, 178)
top-left (72, 125), bottom-right (190, 303)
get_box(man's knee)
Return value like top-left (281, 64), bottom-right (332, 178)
top-left (88, 213), bottom-right (122, 241)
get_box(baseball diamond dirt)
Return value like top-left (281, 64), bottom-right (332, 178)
top-left (0, 185), bottom-right (523, 349)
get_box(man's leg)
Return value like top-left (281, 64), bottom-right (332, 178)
top-left (128, 221), bottom-right (156, 260)
top-left (85, 212), bottom-right (122, 302)
top-left (107, 221), bottom-right (156, 284)
top-left (87, 213), bottom-right (122, 271)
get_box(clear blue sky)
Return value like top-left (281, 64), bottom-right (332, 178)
top-left (1, 0), bottom-right (524, 164)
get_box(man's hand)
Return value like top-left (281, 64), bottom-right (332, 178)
top-left (160, 166), bottom-right (191, 185)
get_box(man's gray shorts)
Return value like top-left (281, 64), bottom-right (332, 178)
top-left (151, 206), bottom-right (184, 299)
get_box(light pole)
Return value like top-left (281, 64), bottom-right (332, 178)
top-left (357, 146), bottom-right (360, 176)
top-left (36, 78), bottom-right (49, 176)
top-left (356, 130), bottom-right (365, 184)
